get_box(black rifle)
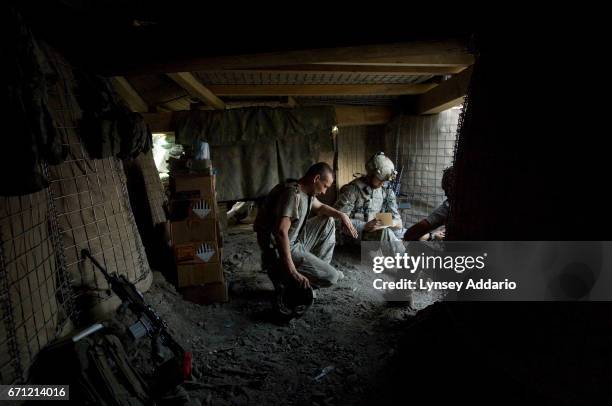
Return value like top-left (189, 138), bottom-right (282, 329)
top-left (383, 166), bottom-right (406, 213)
top-left (390, 165), bottom-right (405, 197)
top-left (81, 249), bottom-right (192, 385)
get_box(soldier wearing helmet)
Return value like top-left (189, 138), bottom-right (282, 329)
top-left (334, 152), bottom-right (404, 244)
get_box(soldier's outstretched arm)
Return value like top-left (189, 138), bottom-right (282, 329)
top-left (403, 219), bottom-right (432, 241)
top-left (312, 198), bottom-right (358, 238)
top-left (333, 185), bottom-right (367, 235)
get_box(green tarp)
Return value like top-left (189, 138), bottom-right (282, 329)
top-left (175, 107), bottom-right (336, 201)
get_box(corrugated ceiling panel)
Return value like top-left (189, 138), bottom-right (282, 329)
top-left (195, 71), bottom-right (433, 85)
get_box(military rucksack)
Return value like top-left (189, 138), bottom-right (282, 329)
top-left (28, 328), bottom-right (153, 405)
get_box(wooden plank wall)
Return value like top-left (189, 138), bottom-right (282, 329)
top-left (336, 125), bottom-right (385, 188)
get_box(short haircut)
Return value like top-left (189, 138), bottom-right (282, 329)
top-left (304, 162), bottom-right (333, 179)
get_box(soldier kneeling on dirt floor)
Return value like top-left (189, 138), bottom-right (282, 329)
top-left (254, 162), bottom-right (358, 320)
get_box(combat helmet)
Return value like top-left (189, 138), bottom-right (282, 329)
top-left (365, 152), bottom-right (397, 181)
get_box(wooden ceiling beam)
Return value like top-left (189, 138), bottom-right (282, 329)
top-left (334, 106), bottom-right (394, 127)
top-left (104, 40), bottom-right (472, 75)
top-left (416, 66), bottom-right (473, 114)
top-left (166, 72), bottom-right (226, 110)
top-left (111, 76), bottom-right (149, 112)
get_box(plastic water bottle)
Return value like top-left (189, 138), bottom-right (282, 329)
top-left (194, 141), bottom-right (210, 160)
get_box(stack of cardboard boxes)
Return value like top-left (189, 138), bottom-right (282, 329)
top-left (168, 173), bottom-right (228, 304)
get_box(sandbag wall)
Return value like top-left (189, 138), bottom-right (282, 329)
top-left (0, 43), bottom-right (151, 384)
top-left (0, 188), bottom-right (72, 384)
top-left (45, 47), bottom-right (152, 316)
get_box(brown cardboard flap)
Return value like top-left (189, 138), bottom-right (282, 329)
top-left (180, 281), bottom-right (228, 303)
top-left (170, 219), bottom-right (216, 244)
top-left (171, 174), bottom-right (215, 198)
top-left (177, 263), bottom-right (224, 287)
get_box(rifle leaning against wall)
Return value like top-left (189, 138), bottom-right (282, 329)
top-left (81, 249), bottom-right (192, 388)
top-left (384, 166), bottom-right (408, 212)
top-left (389, 165), bottom-right (404, 197)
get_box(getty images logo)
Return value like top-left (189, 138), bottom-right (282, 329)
top-left (372, 252), bottom-right (488, 274)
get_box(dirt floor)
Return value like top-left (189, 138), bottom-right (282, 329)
top-left (140, 223), bottom-right (437, 406)
top-left (133, 223), bottom-right (612, 406)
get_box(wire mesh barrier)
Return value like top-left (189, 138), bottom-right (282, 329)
top-left (0, 45), bottom-right (152, 384)
top-left (0, 190), bottom-right (65, 384)
top-left (45, 47), bottom-right (151, 311)
top-left (387, 110), bottom-right (459, 228)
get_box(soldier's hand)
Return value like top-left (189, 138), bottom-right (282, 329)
top-left (292, 271), bottom-right (311, 289)
top-left (340, 213), bottom-right (358, 238)
top-left (364, 219), bottom-right (384, 233)
top-left (364, 219), bottom-right (376, 232)
top-left (433, 229), bottom-right (446, 240)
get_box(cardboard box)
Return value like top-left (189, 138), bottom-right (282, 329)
top-left (180, 281), bottom-right (228, 304)
top-left (189, 159), bottom-right (212, 174)
top-left (173, 241), bottom-right (220, 264)
top-left (171, 174), bottom-right (215, 199)
top-left (177, 262), bottom-right (224, 287)
top-left (168, 197), bottom-right (217, 221)
top-left (170, 219), bottom-right (216, 244)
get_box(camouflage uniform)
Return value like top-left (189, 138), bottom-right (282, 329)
top-left (334, 176), bottom-right (405, 245)
top-left (254, 181), bottom-right (341, 288)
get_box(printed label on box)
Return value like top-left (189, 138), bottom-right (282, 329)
top-left (169, 198), bottom-right (216, 221)
top-left (195, 242), bottom-right (216, 262)
top-left (174, 241), bottom-right (219, 264)
top-left (191, 200), bottom-right (212, 219)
